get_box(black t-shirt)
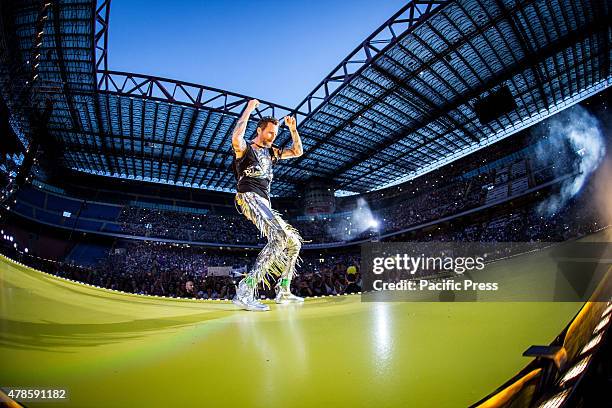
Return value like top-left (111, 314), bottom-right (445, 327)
top-left (232, 143), bottom-right (281, 202)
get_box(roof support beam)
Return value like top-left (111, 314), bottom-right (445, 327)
top-left (338, 38), bottom-right (609, 190)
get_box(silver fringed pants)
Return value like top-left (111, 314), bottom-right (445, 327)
top-left (235, 191), bottom-right (304, 291)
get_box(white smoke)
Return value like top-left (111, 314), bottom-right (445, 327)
top-left (534, 105), bottom-right (606, 216)
top-left (327, 197), bottom-right (379, 241)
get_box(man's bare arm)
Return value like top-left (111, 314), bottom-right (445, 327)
top-left (279, 116), bottom-right (303, 159)
top-left (232, 99), bottom-right (259, 158)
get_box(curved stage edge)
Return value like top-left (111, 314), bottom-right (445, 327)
top-left (1, 228), bottom-right (611, 408)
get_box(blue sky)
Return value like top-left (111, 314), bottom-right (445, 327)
top-left (107, 0), bottom-right (405, 108)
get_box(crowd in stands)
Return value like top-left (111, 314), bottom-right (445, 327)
top-left (117, 206), bottom-right (261, 244)
top-left (3, 177), bottom-right (606, 301)
top-left (116, 150), bottom-right (573, 245)
top-left (3, 119), bottom-right (607, 300)
top-left (376, 176), bottom-right (485, 233)
top-left (2, 240), bottom-right (362, 300)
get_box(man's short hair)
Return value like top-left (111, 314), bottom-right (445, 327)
top-left (256, 116), bottom-right (279, 130)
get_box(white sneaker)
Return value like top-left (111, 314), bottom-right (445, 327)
top-left (274, 286), bottom-right (304, 304)
top-left (232, 280), bottom-right (270, 312)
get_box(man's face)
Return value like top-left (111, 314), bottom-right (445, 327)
top-left (257, 122), bottom-right (278, 144)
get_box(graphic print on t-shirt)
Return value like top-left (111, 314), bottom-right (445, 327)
top-left (243, 145), bottom-right (273, 182)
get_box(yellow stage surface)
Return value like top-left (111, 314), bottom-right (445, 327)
top-left (1, 229), bottom-right (610, 407)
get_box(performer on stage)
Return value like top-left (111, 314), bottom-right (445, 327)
top-left (231, 98), bottom-right (305, 311)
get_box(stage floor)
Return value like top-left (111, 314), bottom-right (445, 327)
top-left (1, 229), bottom-right (610, 407)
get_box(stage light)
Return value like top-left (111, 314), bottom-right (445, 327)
top-left (559, 355), bottom-right (591, 386)
top-left (593, 314), bottom-right (610, 334)
top-left (580, 332), bottom-right (603, 355)
top-left (368, 219), bottom-right (379, 229)
top-left (536, 389), bottom-right (570, 408)
top-left (602, 302), bottom-right (612, 317)
top-left (24, 248), bottom-right (29, 253)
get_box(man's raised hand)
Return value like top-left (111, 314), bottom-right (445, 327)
top-left (284, 115), bottom-right (297, 130)
top-left (247, 99), bottom-right (260, 112)
top-left (233, 99), bottom-right (259, 157)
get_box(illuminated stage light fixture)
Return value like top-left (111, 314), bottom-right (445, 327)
top-left (602, 302), bottom-right (612, 317)
top-left (558, 355), bottom-right (592, 386)
top-left (579, 332), bottom-right (603, 356)
top-left (536, 389), bottom-right (570, 408)
top-left (593, 314), bottom-right (610, 334)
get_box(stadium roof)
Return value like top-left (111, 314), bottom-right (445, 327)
top-left (0, 0), bottom-right (610, 197)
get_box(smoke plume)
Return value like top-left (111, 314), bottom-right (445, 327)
top-left (533, 105), bottom-right (606, 216)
